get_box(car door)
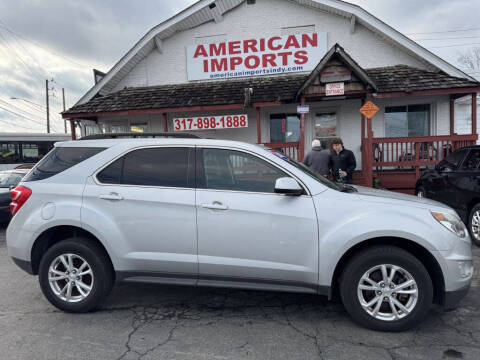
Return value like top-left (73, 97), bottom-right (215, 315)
top-left (447, 149), bottom-right (480, 218)
top-left (195, 147), bottom-right (319, 293)
top-left (82, 146), bottom-right (198, 284)
top-left (427, 148), bottom-right (469, 204)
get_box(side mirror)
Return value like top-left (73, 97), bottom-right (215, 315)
top-left (274, 177), bottom-right (304, 196)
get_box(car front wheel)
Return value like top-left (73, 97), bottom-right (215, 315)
top-left (38, 238), bottom-right (114, 312)
top-left (340, 246), bottom-right (433, 331)
top-left (468, 204), bottom-right (480, 247)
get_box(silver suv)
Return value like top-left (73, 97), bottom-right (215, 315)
top-left (6, 135), bottom-right (473, 331)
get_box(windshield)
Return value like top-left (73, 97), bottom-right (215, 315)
top-left (262, 147), bottom-right (341, 191)
top-left (284, 157), bottom-right (342, 191)
top-left (0, 172), bottom-right (23, 188)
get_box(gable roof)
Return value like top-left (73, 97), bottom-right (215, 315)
top-left (76, 0), bottom-right (475, 106)
top-left (63, 65), bottom-right (479, 118)
top-left (296, 43), bottom-right (377, 99)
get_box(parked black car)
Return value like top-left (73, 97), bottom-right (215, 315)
top-left (415, 146), bottom-right (480, 245)
top-left (0, 169), bottom-right (29, 223)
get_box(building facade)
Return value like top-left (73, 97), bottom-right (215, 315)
top-left (63, 0), bottom-right (480, 191)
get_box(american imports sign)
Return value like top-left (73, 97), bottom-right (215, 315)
top-left (186, 32), bottom-right (327, 81)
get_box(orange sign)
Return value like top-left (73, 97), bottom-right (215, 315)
top-left (360, 101), bottom-right (379, 119)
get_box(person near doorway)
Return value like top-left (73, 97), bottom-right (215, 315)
top-left (330, 138), bottom-right (356, 184)
top-left (303, 139), bottom-right (331, 177)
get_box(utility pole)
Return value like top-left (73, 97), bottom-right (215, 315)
top-left (45, 79), bottom-right (50, 133)
top-left (62, 88), bottom-right (67, 133)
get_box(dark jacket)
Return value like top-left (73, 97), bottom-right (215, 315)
top-left (303, 147), bottom-right (331, 176)
top-left (331, 148), bottom-right (356, 183)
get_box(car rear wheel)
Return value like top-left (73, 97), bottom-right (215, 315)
top-left (468, 204), bottom-right (480, 247)
top-left (38, 238), bottom-right (114, 312)
top-left (340, 246), bottom-right (433, 331)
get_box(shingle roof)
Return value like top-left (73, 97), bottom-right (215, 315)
top-left (64, 66), bottom-right (479, 116)
top-left (366, 65), bottom-right (478, 93)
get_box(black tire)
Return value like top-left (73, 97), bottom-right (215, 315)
top-left (468, 204), bottom-right (480, 247)
top-left (416, 186), bottom-right (427, 198)
top-left (340, 246), bottom-right (433, 332)
top-left (38, 237), bottom-right (114, 313)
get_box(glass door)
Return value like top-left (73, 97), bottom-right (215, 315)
top-left (314, 113), bottom-right (337, 149)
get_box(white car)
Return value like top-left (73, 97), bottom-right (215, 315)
top-left (6, 135), bottom-right (472, 331)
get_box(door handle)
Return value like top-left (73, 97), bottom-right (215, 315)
top-left (99, 193), bottom-right (123, 201)
top-left (201, 201), bottom-right (228, 210)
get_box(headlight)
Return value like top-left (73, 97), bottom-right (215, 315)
top-left (431, 211), bottom-right (467, 238)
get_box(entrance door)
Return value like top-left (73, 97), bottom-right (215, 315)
top-left (314, 113), bottom-right (337, 150)
top-left (195, 147), bottom-right (319, 292)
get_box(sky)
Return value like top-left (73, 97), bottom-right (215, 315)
top-left (0, 0), bottom-right (479, 133)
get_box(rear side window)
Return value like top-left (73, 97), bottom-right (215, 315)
top-left (96, 147), bottom-right (193, 188)
top-left (23, 147), bottom-right (105, 181)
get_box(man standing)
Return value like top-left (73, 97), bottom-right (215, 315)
top-left (330, 138), bottom-right (356, 184)
top-left (303, 139), bottom-right (331, 177)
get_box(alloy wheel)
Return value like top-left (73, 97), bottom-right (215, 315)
top-left (357, 264), bottom-right (418, 321)
top-left (471, 210), bottom-right (480, 241)
top-left (48, 253), bottom-right (94, 303)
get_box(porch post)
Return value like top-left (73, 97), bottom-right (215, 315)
top-left (365, 95), bottom-right (374, 187)
top-left (163, 113), bottom-right (168, 132)
top-left (299, 97), bottom-right (306, 162)
top-left (256, 107), bottom-right (261, 144)
top-left (450, 96), bottom-right (455, 135)
top-left (472, 93), bottom-right (477, 136)
top-left (360, 99), bottom-right (366, 184)
top-left (70, 120), bottom-right (76, 140)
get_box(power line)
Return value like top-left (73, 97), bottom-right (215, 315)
top-left (0, 105), bottom-right (46, 127)
top-left (414, 35), bottom-right (480, 41)
top-left (0, 111), bottom-right (43, 131)
top-left (0, 18), bottom-right (93, 69)
top-left (10, 97), bottom-right (46, 110)
top-left (428, 42), bottom-right (480, 49)
top-left (406, 27), bottom-right (480, 35)
top-left (0, 100), bottom-right (46, 123)
top-left (0, 29), bottom-right (46, 83)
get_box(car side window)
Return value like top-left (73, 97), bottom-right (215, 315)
top-left (460, 149), bottom-right (480, 171)
top-left (97, 147), bottom-right (193, 188)
top-left (197, 148), bottom-right (289, 193)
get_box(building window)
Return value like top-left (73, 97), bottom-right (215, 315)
top-left (270, 114), bottom-right (300, 143)
top-left (130, 123), bottom-right (149, 133)
top-left (110, 125), bottom-right (128, 133)
top-left (385, 104), bottom-right (430, 137)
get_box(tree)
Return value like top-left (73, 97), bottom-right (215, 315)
top-left (458, 47), bottom-right (480, 71)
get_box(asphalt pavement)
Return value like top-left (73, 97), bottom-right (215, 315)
top-left (1, 227), bottom-right (480, 360)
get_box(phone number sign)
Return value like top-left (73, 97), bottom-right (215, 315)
top-left (173, 114), bottom-right (248, 131)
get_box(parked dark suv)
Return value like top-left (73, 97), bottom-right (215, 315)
top-left (415, 146), bottom-right (480, 245)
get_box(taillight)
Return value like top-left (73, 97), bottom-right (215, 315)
top-left (10, 186), bottom-right (32, 216)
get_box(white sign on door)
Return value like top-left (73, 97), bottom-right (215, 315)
top-left (326, 82), bottom-right (345, 96)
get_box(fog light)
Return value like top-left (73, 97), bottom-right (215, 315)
top-left (458, 261), bottom-right (473, 278)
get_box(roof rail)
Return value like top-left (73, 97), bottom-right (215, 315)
top-left (79, 132), bottom-right (200, 140)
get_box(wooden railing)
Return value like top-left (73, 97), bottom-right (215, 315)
top-left (367, 134), bottom-right (478, 169)
top-left (263, 142), bottom-right (300, 161)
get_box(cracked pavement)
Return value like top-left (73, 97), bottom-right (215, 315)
top-left (1, 227), bottom-right (480, 360)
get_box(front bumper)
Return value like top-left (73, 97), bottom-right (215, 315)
top-left (444, 283), bottom-right (471, 310)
